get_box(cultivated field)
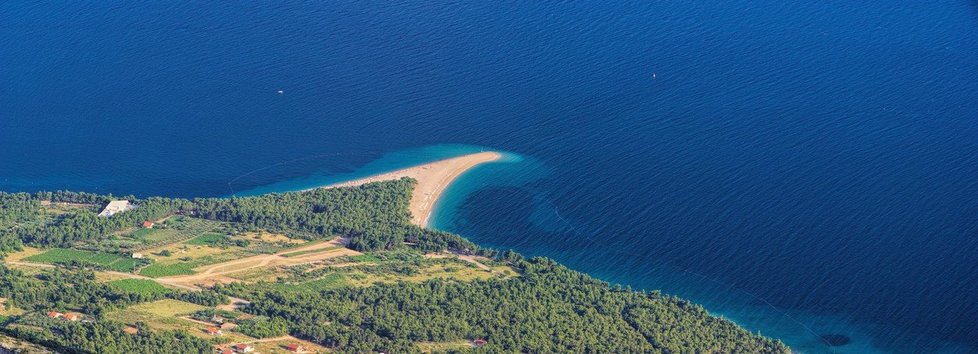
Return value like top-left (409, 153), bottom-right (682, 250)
top-left (24, 248), bottom-right (141, 272)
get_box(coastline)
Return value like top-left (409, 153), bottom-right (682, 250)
top-left (316, 151), bottom-right (502, 227)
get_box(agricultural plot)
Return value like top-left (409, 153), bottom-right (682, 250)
top-left (137, 230), bottom-right (314, 279)
top-left (137, 242), bottom-right (254, 278)
top-left (279, 245), bottom-right (341, 258)
top-left (108, 279), bottom-right (174, 297)
top-left (152, 238), bottom-right (357, 288)
top-left (275, 257), bottom-right (515, 293)
top-left (105, 299), bottom-right (254, 342)
top-left (139, 262), bottom-right (197, 277)
top-left (186, 232), bottom-right (227, 246)
top-left (127, 217), bottom-right (223, 250)
top-left (24, 249), bottom-right (141, 272)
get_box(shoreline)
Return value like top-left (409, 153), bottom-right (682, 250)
top-left (316, 151), bottom-right (502, 227)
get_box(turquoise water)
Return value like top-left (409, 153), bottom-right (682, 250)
top-left (232, 144), bottom-right (494, 197)
top-left (3, 2), bottom-right (978, 352)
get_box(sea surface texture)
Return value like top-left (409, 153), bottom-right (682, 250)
top-left (2, 2), bottom-right (977, 353)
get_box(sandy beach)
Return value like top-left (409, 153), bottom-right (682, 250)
top-left (321, 151), bottom-right (502, 227)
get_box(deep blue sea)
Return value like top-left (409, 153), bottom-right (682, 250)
top-left (3, 2), bottom-right (978, 352)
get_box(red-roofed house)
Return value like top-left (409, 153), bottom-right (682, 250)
top-left (205, 326), bottom-right (222, 336)
top-left (64, 313), bottom-right (80, 321)
top-left (233, 343), bottom-right (254, 353)
top-left (472, 338), bottom-right (487, 347)
top-left (286, 343), bottom-right (305, 353)
top-left (143, 220), bottom-right (155, 228)
top-left (46, 311), bottom-right (63, 318)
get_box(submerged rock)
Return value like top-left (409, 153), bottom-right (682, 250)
top-left (820, 334), bottom-right (851, 347)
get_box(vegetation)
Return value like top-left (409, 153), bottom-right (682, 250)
top-left (108, 279), bottom-right (173, 297)
top-left (235, 316), bottom-right (289, 339)
top-left (217, 257), bottom-right (787, 354)
top-left (185, 232), bottom-right (227, 246)
top-left (5, 314), bottom-right (211, 354)
top-left (0, 181), bottom-right (788, 353)
top-left (138, 262), bottom-right (196, 277)
top-left (24, 248), bottom-right (144, 272)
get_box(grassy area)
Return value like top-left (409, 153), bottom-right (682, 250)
top-left (107, 299), bottom-right (254, 342)
top-left (130, 228), bottom-right (157, 239)
top-left (4, 247), bottom-right (44, 262)
top-left (279, 246), bottom-right (342, 258)
top-left (0, 300), bottom-right (25, 317)
top-left (272, 273), bottom-right (348, 293)
top-left (108, 279), bottom-right (174, 297)
top-left (109, 299), bottom-right (205, 319)
top-left (417, 341), bottom-right (472, 353)
top-left (24, 248), bottom-right (140, 272)
top-left (342, 259), bottom-right (515, 287)
top-left (186, 232), bottom-right (226, 246)
top-left (224, 266), bottom-right (280, 282)
top-left (126, 217), bottom-right (222, 250)
top-left (348, 254), bottom-right (381, 263)
top-left (139, 263), bottom-right (196, 278)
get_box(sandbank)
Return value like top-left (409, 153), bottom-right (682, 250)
top-left (320, 151), bottom-right (502, 227)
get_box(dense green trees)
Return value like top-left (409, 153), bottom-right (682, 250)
top-left (236, 316), bottom-right (289, 338)
top-left (0, 266), bottom-right (142, 317)
top-left (1, 179), bottom-right (482, 255)
top-left (0, 181), bottom-right (789, 353)
top-left (6, 315), bottom-right (210, 354)
top-left (0, 192), bottom-right (188, 250)
top-left (217, 258), bottom-right (788, 354)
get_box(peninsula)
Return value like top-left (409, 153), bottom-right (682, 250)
top-left (322, 151), bottom-right (502, 227)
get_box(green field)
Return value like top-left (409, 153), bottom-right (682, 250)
top-left (108, 279), bottom-right (173, 297)
top-left (138, 263), bottom-right (195, 278)
top-left (279, 245), bottom-right (341, 258)
top-left (127, 218), bottom-right (222, 251)
top-left (24, 249), bottom-right (140, 272)
top-left (271, 273), bottom-right (348, 293)
top-left (185, 232), bottom-right (226, 246)
top-left (348, 254), bottom-right (382, 263)
top-left (130, 228), bottom-right (157, 239)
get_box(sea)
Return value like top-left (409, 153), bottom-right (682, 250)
top-left (2, 2), bottom-right (977, 353)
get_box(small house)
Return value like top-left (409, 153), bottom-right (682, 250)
top-left (210, 315), bottom-right (225, 324)
top-left (233, 343), bottom-right (254, 353)
top-left (64, 313), bottom-right (80, 321)
top-left (46, 311), bottom-right (63, 318)
top-left (286, 343), bottom-right (305, 353)
top-left (142, 220), bottom-right (155, 228)
top-left (123, 326), bottom-right (139, 335)
top-left (205, 326), bottom-right (223, 336)
top-left (131, 252), bottom-right (144, 259)
top-left (472, 338), bottom-right (487, 347)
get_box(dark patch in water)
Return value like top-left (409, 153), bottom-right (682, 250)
top-left (820, 334), bottom-right (851, 347)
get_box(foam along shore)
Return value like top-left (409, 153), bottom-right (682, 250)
top-left (319, 151), bottom-right (502, 227)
